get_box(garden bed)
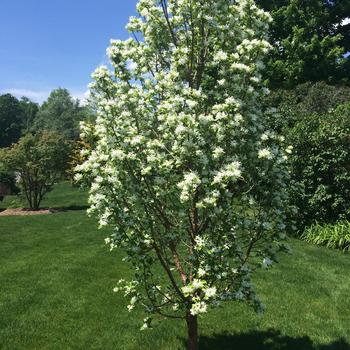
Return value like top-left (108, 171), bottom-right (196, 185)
top-left (0, 208), bottom-right (56, 216)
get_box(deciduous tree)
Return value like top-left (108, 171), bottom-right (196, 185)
top-left (0, 94), bottom-right (23, 148)
top-left (2, 132), bottom-right (71, 210)
top-left (19, 97), bottom-right (39, 134)
top-left (77, 1), bottom-right (294, 349)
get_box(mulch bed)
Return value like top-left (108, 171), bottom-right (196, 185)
top-left (0, 208), bottom-right (58, 216)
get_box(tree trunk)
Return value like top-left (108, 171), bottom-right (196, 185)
top-left (186, 312), bottom-right (198, 350)
top-left (33, 193), bottom-right (41, 211)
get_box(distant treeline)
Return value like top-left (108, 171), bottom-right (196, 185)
top-left (0, 88), bottom-right (94, 148)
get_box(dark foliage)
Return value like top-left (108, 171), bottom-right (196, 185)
top-left (1, 132), bottom-right (71, 210)
top-left (288, 103), bottom-right (350, 228)
top-left (257, 0), bottom-right (350, 88)
top-left (265, 82), bottom-right (350, 133)
top-left (0, 94), bottom-right (23, 148)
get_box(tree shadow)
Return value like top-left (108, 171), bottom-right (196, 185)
top-left (198, 330), bottom-right (349, 350)
top-left (52, 205), bottom-right (89, 212)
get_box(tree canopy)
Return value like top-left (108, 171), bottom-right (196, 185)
top-left (288, 102), bottom-right (350, 228)
top-left (0, 94), bottom-right (23, 148)
top-left (34, 88), bottom-right (91, 140)
top-left (19, 97), bottom-right (39, 134)
top-left (1, 132), bottom-right (71, 210)
top-left (257, 0), bottom-right (350, 87)
top-left (264, 81), bottom-right (350, 133)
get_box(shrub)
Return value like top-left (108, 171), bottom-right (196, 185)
top-left (1, 132), bottom-right (71, 210)
top-left (302, 221), bottom-right (350, 252)
top-left (288, 102), bottom-right (350, 229)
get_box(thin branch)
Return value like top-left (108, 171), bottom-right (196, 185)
top-left (160, 0), bottom-right (178, 46)
top-left (170, 243), bottom-right (187, 285)
top-left (153, 241), bottom-right (187, 302)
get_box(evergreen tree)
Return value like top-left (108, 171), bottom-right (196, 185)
top-left (34, 88), bottom-right (90, 140)
top-left (0, 94), bottom-right (23, 148)
top-left (257, 0), bottom-right (350, 87)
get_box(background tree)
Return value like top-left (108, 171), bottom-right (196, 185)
top-left (19, 97), bottom-right (39, 134)
top-left (2, 132), bottom-right (71, 210)
top-left (264, 81), bottom-right (350, 133)
top-left (0, 94), bottom-right (23, 148)
top-left (263, 82), bottom-right (350, 232)
top-left (34, 88), bottom-right (91, 140)
top-left (77, 1), bottom-right (294, 349)
top-left (257, 0), bottom-right (350, 88)
top-left (0, 158), bottom-right (18, 201)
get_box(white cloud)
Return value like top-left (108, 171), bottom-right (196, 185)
top-left (341, 17), bottom-right (350, 26)
top-left (1, 88), bottom-right (50, 103)
top-left (71, 90), bottom-right (90, 106)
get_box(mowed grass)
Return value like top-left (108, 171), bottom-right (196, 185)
top-left (0, 183), bottom-right (350, 350)
top-left (0, 182), bottom-right (88, 210)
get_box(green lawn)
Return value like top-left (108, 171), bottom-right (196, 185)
top-left (0, 183), bottom-right (349, 349)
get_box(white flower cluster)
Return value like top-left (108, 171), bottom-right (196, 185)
top-left (212, 161), bottom-right (242, 188)
top-left (177, 172), bottom-right (201, 203)
top-left (258, 148), bottom-right (273, 160)
top-left (190, 302), bottom-right (207, 316)
top-left (181, 279), bottom-right (217, 315)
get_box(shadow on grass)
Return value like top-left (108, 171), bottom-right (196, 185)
top-left (198, 330), bottom-right (349, 350)
top-left (51, 205), bottom-right (89, 212)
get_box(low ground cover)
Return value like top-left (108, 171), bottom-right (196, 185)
top-left (302, 221), bottom-right (350, 252)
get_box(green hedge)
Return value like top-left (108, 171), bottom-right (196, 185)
top-left (288, 102), bottom-right (350, 228)
top-left (265, 82), bottom-right (350, 133)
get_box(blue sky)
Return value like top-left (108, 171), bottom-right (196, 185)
top-left (1, 2), bottom-right (349, 104)
top-left (0, 0), bottom-right (138, 103)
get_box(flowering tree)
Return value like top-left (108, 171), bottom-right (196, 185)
top-left (77, 1), bottom-right (293, 349)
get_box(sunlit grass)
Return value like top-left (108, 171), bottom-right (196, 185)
top-left (0, 183), bottom-right (349, 349)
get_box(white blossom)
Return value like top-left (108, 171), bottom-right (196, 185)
top-left (204, 287), bottom-right (217, 299)
top-left (177, 172), bottom-right (201, 202)
top-left (261, 133), bottom-right (269, 141)
top-left (213, 50), bottom-right (228, 62)
top-left (258, 148), bottom-right (273, 160)
top-left (190, 302), bottom-right (207, 315)
top-left (140, 317), bottom-right (151, 331)
top-left (192, 279), bottom-right (205, 290)
top-left (197, 267), bottom-right (206, 277)
top-left (285, 145), bottom-right (293, 154)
